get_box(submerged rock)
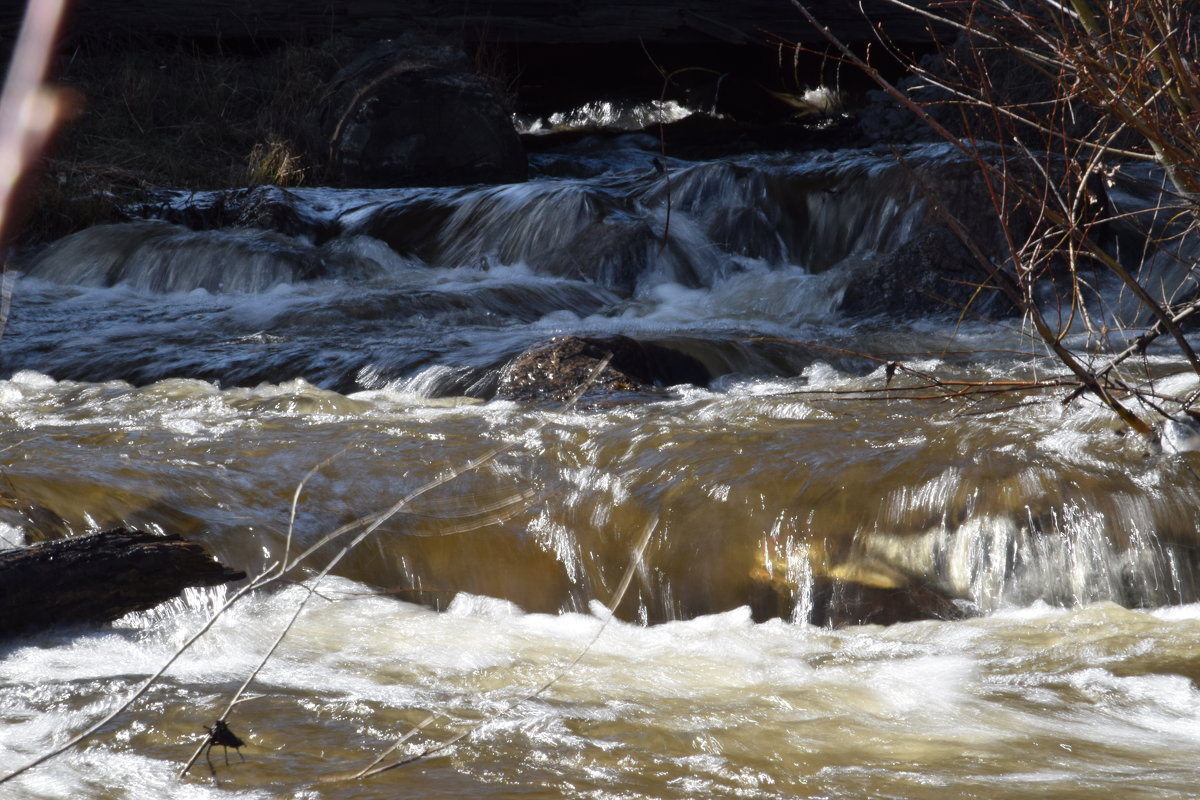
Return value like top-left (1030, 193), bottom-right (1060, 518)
top-left (749, 540), bottom-right (972, 627)
top-left (20, 221), bottom-right (325, 292)
top-left (816, 578), bottom-right (964, 627)
top-left (135, 185), bottom-right (336, 242)
top-left (319, 41), bottom-right (527, 188)
top-left (494, 335), bottom-right (711, 403)
top-left (750, 570), bottom-right (969, 628)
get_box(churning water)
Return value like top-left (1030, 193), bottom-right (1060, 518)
top-left (3, 136), bottom-right (1200, 797)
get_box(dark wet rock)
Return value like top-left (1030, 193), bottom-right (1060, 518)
top-left (853, 12), bottom-right (1144, 153)
top-left (749, 571), bottom-right (969, 628)
top-left (838, 225), bottom-right (998, 317)
top-left (131, 185), bottom-right (336, 242)
top-left (318, 41), bottom-right (526, 188)
top-left (494, 335), bottom-right (711, 403)
top-left (748, 540), bottom-right (972, 627)
top-left (355, 195), bottom-right (458, 260)
top-left (226, 186), bottom-right (332, 238)
top-left (540, 219), bottom-right (677, 297)
top-left (853, 67), bottom-right (945, 148)
top-left (807, 577), bottom-right (969, 627)
top-left (21, 221), bottom-right (327, 293)
top-left (836, 152), bottom-right (1040, 318)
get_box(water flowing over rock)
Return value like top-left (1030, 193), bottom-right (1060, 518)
top-left (318, 41), bottom-right (526, 188)
top-left (21, 221), bottom-right (328, 293)
top-left (4, 140), bottom-right (1188, 634)
top-left (20, 220), bottom-right (397, 292)
top-left (138, 185), bottom-right (337, 242)
top-left (351, 143), bottom-right (1017, 309)
top-left (7, 143), bottom-right (1056, 396)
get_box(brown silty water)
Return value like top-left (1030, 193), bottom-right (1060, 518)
top-left (3, 136), bottom-right (1200, 798)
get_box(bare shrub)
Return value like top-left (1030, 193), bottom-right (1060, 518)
top-left (795, 0), bottom-right (1200, 436)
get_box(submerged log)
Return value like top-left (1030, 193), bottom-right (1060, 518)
top-left (0, 528), bottom-right (245, 638)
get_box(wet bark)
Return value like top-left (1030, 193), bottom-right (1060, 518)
top-left (0, 528), bottom-right (245, 638)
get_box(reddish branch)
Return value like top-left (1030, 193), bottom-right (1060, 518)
top-left (791, 0), bottom-right (1200, 436)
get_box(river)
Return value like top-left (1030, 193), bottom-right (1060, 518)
top-left (2, 113), bottom-right (1200, 797)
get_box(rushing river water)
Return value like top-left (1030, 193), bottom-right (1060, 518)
top-left (3, 126), bottom-right (1200, 797)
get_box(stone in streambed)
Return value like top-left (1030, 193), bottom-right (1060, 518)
top-left (494, 335), bottom-right (711, 404)
top-left (749, 552), bottom-right (970, 627)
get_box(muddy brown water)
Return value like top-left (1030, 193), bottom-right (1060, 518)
top-left (3, 136), bottom-right (1200, 797)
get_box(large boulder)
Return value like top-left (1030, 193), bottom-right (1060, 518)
top-left (319, 41), bottom-right (527, 188)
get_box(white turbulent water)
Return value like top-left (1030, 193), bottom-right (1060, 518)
top-left (4, 138), bottom-right (1200, 796)
top-left (4, 582), bottom-right (1200, 799)
top-left (515, 98), bottom-right (702, 135)
top-left (2, 361), bottom-right (1200, 797)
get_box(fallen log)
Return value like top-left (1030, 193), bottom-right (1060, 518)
top-left (0, 528), bottom-right (245, 638)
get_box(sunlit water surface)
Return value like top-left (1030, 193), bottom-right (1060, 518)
top-left (3, 138), bottom-right (1200, 798)
top-left (5, 585), bottom-right (1200, 799)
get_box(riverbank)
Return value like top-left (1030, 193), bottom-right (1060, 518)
top-left (22, 38), bottom-right (348, 244)
top-left (20, 22), bottom-right (918, 247)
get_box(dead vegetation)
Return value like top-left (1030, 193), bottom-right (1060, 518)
top-left (792, 0), bottom-right (1200, 438)
top-left (20, 36), bottom-right (352, 244)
